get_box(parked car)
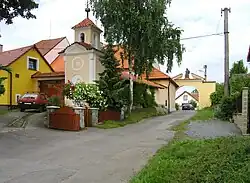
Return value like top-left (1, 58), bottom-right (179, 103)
top-left (18, 93), bottom-right (48, 112)
top-left (182, 103), bottom-right (194, 110)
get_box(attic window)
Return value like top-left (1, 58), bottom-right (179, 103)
top-left (27, 57), bottom-right (39, 71)
top-left (80, 33), bottom-right (85, 42)
top-left (183, 95), bottom-right (188, 101)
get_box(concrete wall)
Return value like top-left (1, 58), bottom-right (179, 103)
top-left (233, 87), bottom-right (248, 135)
top-left (151, 79), bottom-right (177, 112)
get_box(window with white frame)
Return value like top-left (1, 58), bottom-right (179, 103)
top-left (27, 57), bottom-right (39, 71)
top-left (183, 95), bottom-right (188, 101)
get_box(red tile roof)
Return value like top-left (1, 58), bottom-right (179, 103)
top-left (142, 68), bottom-right (170, 80)
top-left (35, 37), bottom-right (65, 56)
top-left (72, 18), bottom-right (102, 32)
top-left (51, 55), bottom-right (64, 72)
top-left (0, 45), bottom-right (33, 66)
top-left (31, 71), bottom-right (65, 78)
top-left (59, 42), bottom-right (102, 54)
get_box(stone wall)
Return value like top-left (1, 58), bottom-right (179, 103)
top-left (233, 87), bottom-right (248, 135)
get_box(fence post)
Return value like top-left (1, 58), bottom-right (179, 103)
top-left (73, 107), bottom-right (85, 129)
top-left (241, 87), bottom-right (248, 134)
top-left (46, 106), bottom-right (60, 128)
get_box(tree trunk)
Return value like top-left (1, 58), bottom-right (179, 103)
top-left (128, 50), bottom-right (133, 114)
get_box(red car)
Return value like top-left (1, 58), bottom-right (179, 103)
top-left (18, 93), bottom-right (48, 112)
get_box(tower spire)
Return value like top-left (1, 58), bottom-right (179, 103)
top-left (85, 0), bottom-right (90, 18)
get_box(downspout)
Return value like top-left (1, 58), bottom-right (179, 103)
top-left (9, 72), bottom-right (12, 110)
top-left (167, 80), bottom-right (171, 114)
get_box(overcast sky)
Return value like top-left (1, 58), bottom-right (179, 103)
top-left (0, 0), bottom-right (250, 84)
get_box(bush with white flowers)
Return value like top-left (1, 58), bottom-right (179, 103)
top-left (72, 82), bottom-right (107, 110)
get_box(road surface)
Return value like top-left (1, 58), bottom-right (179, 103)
top-left (0, 111), bottom-right (195, 183)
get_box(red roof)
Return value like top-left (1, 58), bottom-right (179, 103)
top-left (72, 18), bottom-right (102, 32)
top-left (0, 45), bottom-right (33, 66)
top-left (35, 37), bottom-right (65, 56)
top-left (31, 71), bottom-right (65, 78)
top-left (59, 42), bottom-right (101, 54)
top-left (142, 68), bottom-right (170, 79)
top-left (51, 55), bottom-right (64, 72)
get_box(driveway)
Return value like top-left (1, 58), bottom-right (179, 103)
top-left (0, 111), bottom-right (195, 183)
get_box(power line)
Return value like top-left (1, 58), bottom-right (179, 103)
top-left (181, 32), bottom-right (224, 40)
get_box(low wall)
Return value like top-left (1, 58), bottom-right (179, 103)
top-left (233, 87), bottom-right (249, 135)
top-left (233, 113), bottom-right (248, 135)
top-left (99, 110), bottom-right (121, 122)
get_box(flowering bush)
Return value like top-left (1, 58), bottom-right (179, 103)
top-left (63, 82), bottom-right (107, 109)
top-left (62, 80), bottom-right (75, 100)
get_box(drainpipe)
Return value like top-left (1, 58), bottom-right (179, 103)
top-left (9, 72), bottom-right (13, 110)
top-left (10, 72), bottom-right (13, 110)
top-left (167, 80), bottom-right (171, 114)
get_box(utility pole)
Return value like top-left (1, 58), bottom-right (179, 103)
top-left (221, 7), bottom-right (231, 96)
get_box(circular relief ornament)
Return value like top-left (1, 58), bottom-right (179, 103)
top-left (71, 75), bottom-right (83, 85)
top-left (72, 57), bottom-right (84, 71)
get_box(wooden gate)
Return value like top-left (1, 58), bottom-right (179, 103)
top-left (49, 107), bottom-right (80, 131)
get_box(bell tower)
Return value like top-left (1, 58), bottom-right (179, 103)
top-left (71, 0), bottom-right (102, 50)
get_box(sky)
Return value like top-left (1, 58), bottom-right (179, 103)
top-left (0, 0), bottom-right (250, 86)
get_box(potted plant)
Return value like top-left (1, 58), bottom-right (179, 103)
top-left (48, 95), bottom-right (61, 107)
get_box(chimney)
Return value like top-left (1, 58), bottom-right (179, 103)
top-left (0, 44), bottom-right (2, 52)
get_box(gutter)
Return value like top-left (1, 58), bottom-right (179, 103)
top-left (9, 72), bottom-right (13, 110)
top-left (167, 80), bottom-right (171, 114)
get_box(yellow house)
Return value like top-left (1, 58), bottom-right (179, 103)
top-left (173, 72), bottom-right (216, 108)
top-left (0, 45), bottom-right (54, 107)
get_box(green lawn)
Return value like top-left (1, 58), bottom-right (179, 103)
top-left (96, 107), bottom-right (166, 129)
top-left (130, 107), bottom-right (250, 183)
top-left (130, 136), bottom-right (250, 183)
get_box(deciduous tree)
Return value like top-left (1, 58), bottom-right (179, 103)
top-left (230, 59), bottom-right (248, 76)
top-left (90, 0), bottom-right (184, 113)
top-left (0, 0), bottom-right (38, 24)
top-left (0, 65), bottom-right (11, 95)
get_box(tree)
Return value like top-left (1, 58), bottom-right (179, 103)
top-left (230, 59), bottom-right (248, 76)
top-left (0, 65), bottom-right (11, 95)
top-left (189, 100), bottom-right (197, 108)
top-left (210, 83), bottom-right (224, 106)
top-left (90, 0), bottom-right (184, 113)
top-left (96, 44), bottom-right (128, 111)
top-left (0, 0), bottom-right (38, 24)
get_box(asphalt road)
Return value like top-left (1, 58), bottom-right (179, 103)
top-left (0, 111), bottom-right (195, 183)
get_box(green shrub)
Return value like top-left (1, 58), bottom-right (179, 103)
top-left (48, 96), bottom-right (61, 106)
top-left (189, 100), bottom-right (197, 108)
top-left (175, 103), bottom-right (180, 111)
top-left (214, 94), bottom-right (239, 121)
top-left (133, 83), bottom-right (157, 108)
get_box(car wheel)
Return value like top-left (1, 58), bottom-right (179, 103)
top-left (39, 106), bottom-right (44, 113)
top-left (20, 108), bottom-right (25, 112)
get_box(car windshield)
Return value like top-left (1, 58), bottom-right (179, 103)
top-left (21, 94), bottom-right (38, 99)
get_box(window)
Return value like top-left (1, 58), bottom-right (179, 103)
top-left (80, 33), bottom-right (85, 42)
top-left (93, 34), bottom-right (97, 47)
top-left (28, 57), bottom-right (38, 70)
top-left (183, 95), bottom-right (188, 101)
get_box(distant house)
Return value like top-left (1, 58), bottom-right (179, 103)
top-left (175, 91), bottom-right (199, 107)
top-left (34, 37), bottom-right (70, 71)
top-left (0, 45), bottom-right (54, 106)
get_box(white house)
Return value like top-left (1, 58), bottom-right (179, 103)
top-left (175, 91), bottom-right (199, 108)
